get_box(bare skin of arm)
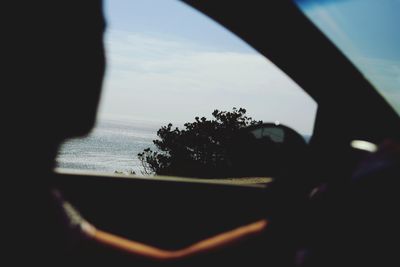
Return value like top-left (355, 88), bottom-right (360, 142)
top-left (81, 219), bottom-right (268, 261)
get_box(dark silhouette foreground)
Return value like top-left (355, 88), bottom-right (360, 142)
top-left (5, 1), bottom-right (400, 267)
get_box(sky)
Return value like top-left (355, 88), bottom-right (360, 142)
top-left (296, 0), bottom-right (400, 113)
top-left (97, 0), bottom-right (318, 135)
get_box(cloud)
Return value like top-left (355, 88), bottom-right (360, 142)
top-left (357, 57), bottom-right (400, 111)
top-left (358, 57), bottom-right (400, 91)
top-left (98, 30), bottom-right (317, 134)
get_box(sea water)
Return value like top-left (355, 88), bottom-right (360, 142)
top-left (56, 118), bottom-right (311, 175)
top-left (56, 119), bottom-right (159, 174)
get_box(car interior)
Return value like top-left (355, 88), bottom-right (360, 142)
top-left (5, 1), bottom-right (399, 266)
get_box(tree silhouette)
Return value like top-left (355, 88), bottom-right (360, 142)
top-left (138, 108), bottom-right (262, 178)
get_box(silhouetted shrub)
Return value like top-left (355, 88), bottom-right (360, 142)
top-left (138, 108), bottom-right (262, 178)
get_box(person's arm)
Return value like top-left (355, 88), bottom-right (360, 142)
top-left (82, 219), bottom-right (268, 261)
top-left (55, 189), bottom-right (268, 261)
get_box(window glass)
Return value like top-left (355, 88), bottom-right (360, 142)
top-left (295, 0), bottom-right (400, 114)
top-left (56, 0), bottom-right (317, 179)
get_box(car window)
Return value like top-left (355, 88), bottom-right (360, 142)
top-left (294, 0), bottom-right (400, 114)
top-left (56, 0), bottom-right (317, 179)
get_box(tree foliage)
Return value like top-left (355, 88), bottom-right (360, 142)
top-left (138, 108), bottom-right (262, 178)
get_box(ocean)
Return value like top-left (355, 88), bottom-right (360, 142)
top-left (56, 118), bottom-right (311, 175)
top-left (56, 119), bottom-right (159, 174)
